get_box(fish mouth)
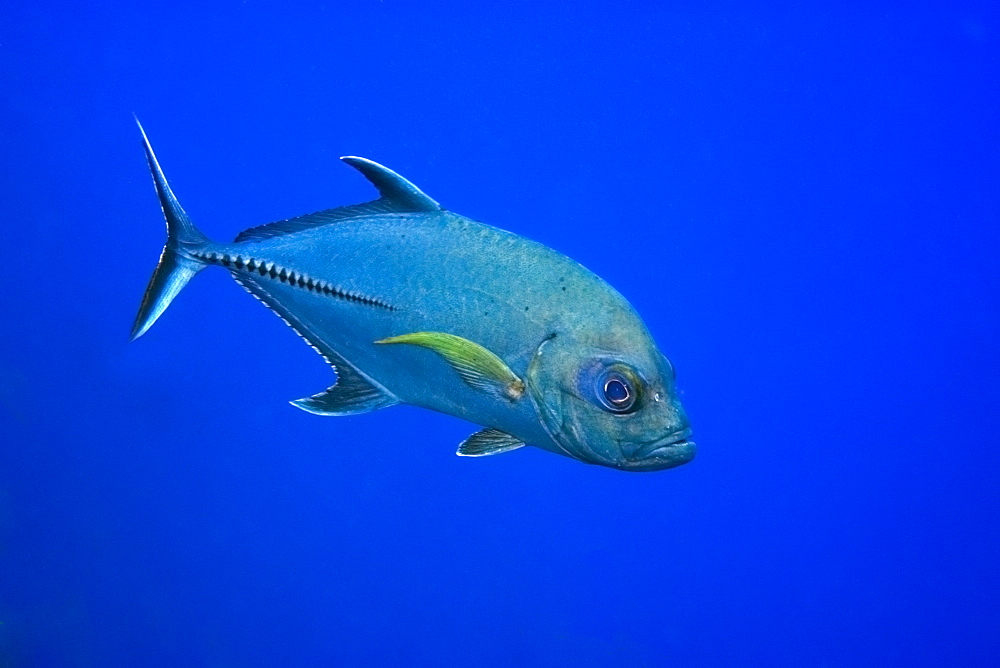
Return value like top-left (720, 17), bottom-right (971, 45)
top-left (620, 429), bottom-right (696, 472)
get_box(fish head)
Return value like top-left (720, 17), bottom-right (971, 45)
top-left (525, 333), bottom-right (694, 472)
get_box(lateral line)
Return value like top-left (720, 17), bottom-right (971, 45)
top-left (192, 250), bottom-right (396, 311)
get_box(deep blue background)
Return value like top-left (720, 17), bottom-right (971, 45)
top-left (1, 2), bottom-right (998, 666)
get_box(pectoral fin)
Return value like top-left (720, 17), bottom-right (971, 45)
top-left (457, 428), bottom-right (526, 457)
top-left (375, 331), bottom-right (525, 401)
top-left (291, 364), bottom-right (398, 416)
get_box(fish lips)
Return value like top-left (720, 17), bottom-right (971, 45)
top-left (619, 429), bottom-right (696, 472)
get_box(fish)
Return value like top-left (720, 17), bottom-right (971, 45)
top-left (130, 121), bottom-right (695, 472)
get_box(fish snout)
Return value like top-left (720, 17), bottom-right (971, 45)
top-left (620, 429), bottom-right (696, 472)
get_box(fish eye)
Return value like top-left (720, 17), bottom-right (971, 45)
top-left (597, 366), bottom-right (641, 413)
top-left (604, 378), bottom-right (630, 405)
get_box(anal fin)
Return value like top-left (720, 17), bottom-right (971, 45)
top-left (457, 428), bottom-right (525, 457)
top-left (292, 364), bottom-right (399, 416)
top-left (231, 271), bottom-right (399, 417)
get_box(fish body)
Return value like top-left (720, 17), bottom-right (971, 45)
top-left (132, 122), bottom-right (695, 471)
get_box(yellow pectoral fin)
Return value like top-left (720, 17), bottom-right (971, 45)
top-left (376, 331), bottom-right (525, 401)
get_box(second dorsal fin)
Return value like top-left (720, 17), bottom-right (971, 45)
top-left (340, 156), bottom-right (440, 212)
top-left (235, 157), bottom-right (441, 243)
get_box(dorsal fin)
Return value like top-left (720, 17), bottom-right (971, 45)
top-left (235, 157), bottom-right (441, 243)
top-left (340, 156), bottom-right (440, 212)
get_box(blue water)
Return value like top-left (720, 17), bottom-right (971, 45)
top-left (2, 3), bottom-right (998, 666)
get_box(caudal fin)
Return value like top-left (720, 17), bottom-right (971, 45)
top-left (131, 119), bottom-right (212, 340)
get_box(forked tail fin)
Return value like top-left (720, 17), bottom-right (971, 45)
top-left (130, 119), bottom-right (212, 340)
